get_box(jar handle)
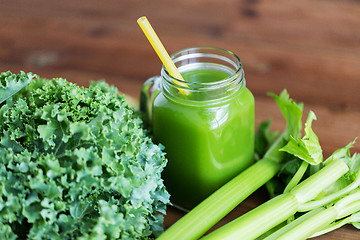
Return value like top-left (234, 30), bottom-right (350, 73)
top-left (140, 75), bottom-right (161, 125)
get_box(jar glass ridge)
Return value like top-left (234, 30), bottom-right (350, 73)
top-left (161, 47), bottom-right (246, 106)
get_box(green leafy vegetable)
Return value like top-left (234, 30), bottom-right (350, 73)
top-left (280, 111), bottom-right (322, 194)
top-left (263, 145), bottom-right (360, 240)
top-left (280, 111), bottom-right (322, 165)
top-left (254, 119), bottom-right (281, 161)
top-left (202, 157), bottom-right (349, 240)
top-left (0, 72), bottom-right (170, 239)
top-left (268, 90), bottom-right (303, 139)
top-left (0, 71), bottom-right (35, 104)
top-left (262, 90), bottom-right (304, 198)
top-left (202, 111), bottom-right (359, 240)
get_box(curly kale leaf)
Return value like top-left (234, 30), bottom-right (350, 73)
top-left (0, 73), bottom-right (170, 239)
top-left (0, 71), bottom-right (35, 104)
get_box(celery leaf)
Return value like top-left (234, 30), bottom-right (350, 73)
top-left (280, 111), bottom-right (323, 165)
top-left (269, 89), bottom-right (304, 139)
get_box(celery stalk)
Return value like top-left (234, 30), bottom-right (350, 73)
top-left (310, 216), bottom-right (353, 238)
top-left (262, 142), bottom-right (360, 239)
top-left (202, 194), bottom-right (299, 240)
top-left (290, 159), bottom-right (348, 204)
top-left (263, 208), bottom-right (325, 240)
top-left (275, 207), bottom-right (338, 240)
top-left (157, 150), bottom-right (282, 240)
top-left (201, 158), bottom-right (348, 240)
top-left (310, 211), bottom-right (360, 238)
top-left (283, 161), bottom-right (309, 193)
top-left (265, 191), bottom-right (360, 239)
top-left (268, 193), bottom-right (360, 239)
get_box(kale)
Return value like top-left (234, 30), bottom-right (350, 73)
top-left (0, 71), bottom-right (170, 239)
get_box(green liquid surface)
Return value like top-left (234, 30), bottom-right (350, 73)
top-left (153, 68), bottom-right (255, 209)
top-left (181, 68), bottom-right (230, 84)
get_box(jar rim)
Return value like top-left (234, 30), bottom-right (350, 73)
top-left (161, 47), bottom-right (243, 90)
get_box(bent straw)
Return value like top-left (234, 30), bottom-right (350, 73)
top-left (137, 16), bottom-right (189, 95)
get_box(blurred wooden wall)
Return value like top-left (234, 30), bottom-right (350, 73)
top-left (1, 0), bottom-right (360, 156)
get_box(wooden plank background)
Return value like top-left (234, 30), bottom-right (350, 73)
top-left (1, 0), bottom-right (360, 239)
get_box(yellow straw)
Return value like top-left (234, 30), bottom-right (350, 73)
top-left (137, 16), bottom-right (189, 95)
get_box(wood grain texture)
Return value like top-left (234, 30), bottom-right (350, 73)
top-left (1, 0), bottom-right (359, 239)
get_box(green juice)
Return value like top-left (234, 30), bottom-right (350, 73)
top-left (182, 68), bottom-right (228, 83)
top-left (152, 68), bottom-right (255, 209)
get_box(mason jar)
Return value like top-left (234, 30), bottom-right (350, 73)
top-left (141, 47), bottom-right (255, 210)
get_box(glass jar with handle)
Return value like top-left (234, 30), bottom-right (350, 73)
top-left (141, 47), bottom-right (255, 210)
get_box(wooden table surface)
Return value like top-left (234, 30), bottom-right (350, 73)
top-left (1, 0), bottom-right (360, 239)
